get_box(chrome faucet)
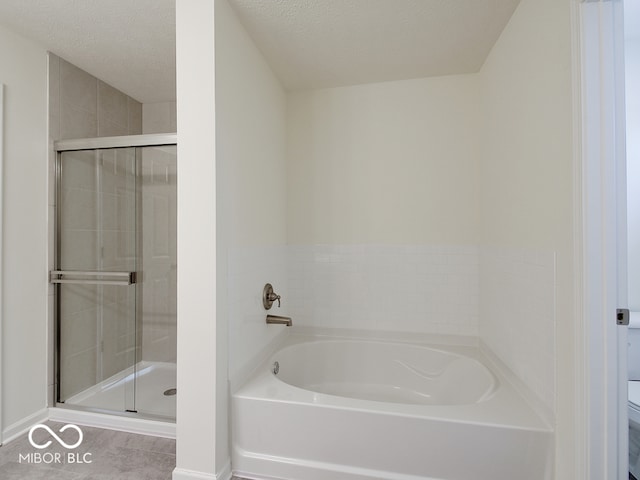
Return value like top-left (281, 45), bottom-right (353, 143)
top-left (266, 315), bottom-right (292, 327)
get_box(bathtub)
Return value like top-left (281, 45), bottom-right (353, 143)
top-left (232, 334), bottom-right (552, 480)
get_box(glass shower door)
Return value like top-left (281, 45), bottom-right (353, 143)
top-left (53, 147), bottom-right (139, 413)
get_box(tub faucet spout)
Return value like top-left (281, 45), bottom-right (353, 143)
top-left (266, 315), bottom-right (292, 327)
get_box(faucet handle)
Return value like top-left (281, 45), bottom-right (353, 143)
top-left (263, 283), bottom-right (281, 310)
top-left (268, 292), bottom-right (281, 308)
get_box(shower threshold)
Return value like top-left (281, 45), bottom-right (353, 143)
top-left (64, 361), bottom-right (176, 420)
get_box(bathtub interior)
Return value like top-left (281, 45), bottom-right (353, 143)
top-left (273, 340), bottom-right (497, 405)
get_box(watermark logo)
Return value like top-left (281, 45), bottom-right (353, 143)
top-left (19, 423), bottom-right (92, 465)
top-left (28, 424), bottom-right (83, 449)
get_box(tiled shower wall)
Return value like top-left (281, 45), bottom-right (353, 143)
top-left (285, 243), bottom-right (554, 413)
top-left (48, 53), bottom-right (143, 402)
top-left (142, 102), bottom-right (177, 134)
top-left (479, 246), bottom-right (556, 416)
top-left (227, 244), bottom-right (478, 382)
top-left (286, 244), bottom-right (479, 336)
top-left (139, 145), bottom-right (177, 363)
top-left (229, 242), bottom-right (556, 417)
top-left (139, 103), bottom-right (177, 364)
top-left (48, 53), bottom-right (143, 143)
top-left (56, 148), bottom-right (138, 400)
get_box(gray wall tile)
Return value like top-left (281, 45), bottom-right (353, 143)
top-left (128, 98), bottom-right (143, 134)
top-left (98, 80), bottom-right (129, 134)
top-left (59, 59), bottom-right (97, 116)
top-left (60, 102), bottom-right (98, 139)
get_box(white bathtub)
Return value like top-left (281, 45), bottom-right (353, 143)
top-left (232, 334), bottom-right (552, 480)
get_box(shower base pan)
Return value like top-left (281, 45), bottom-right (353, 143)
top-left (64, 361), bottom-right (176, 419)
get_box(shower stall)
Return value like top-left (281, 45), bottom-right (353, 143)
top-left (50, 134), bottom-right (177, 421)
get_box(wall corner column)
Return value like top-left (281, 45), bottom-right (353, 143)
top-left (175, 0), bottom-right (228, 478)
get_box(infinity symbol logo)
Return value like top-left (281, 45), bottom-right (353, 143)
top-left (28, 424), bottom-right (83, 450)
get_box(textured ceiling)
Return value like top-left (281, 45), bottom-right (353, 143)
top-left (0, 0), bottom-right (521, 101)
top-left (228, 0), bottom-right (521, 91)
top-left (0, 0), bottom-right (176, 103)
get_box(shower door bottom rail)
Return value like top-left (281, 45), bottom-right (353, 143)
top-left (50, 270), bottom-right (137, 286)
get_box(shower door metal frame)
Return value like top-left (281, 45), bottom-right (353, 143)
top-left (0, 84), bottom-right (4, 443)
top-left (52, 133), bottom-right (177, 415)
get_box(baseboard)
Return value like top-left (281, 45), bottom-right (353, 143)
top-left (1, 407), bottom-right (49, 445)
top-left (172, 460), bottom-right (231, 480)
top-left (217, 460), bottom-right (232, 480)
top-left (172, 469), bottom-right (217, 480)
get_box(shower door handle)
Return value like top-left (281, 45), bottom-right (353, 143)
top-left (49, 270), bottom-right (137, 286)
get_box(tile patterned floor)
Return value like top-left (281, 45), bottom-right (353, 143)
top-left (0, 421), bottom-right (175, 479)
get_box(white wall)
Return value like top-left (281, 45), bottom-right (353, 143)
top-left (478, 0), bottom-right (573, 475)
top-left (215, 0), bottom-right (288, 382)
top-left (287, 76), bottom-right (481, 245)
top-left (0, 25), bottom-right (48, 435)
top-left (286, 76), bottom-right (481, 336)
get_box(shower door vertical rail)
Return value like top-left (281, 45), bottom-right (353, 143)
top-left (53, 146), bottom-right (139, 414)
top-left (0, 84), bottom-right (5, 443)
